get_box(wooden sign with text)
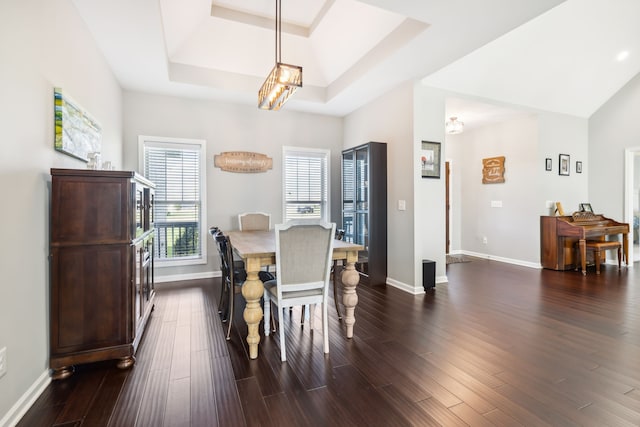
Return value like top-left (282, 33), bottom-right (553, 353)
top-left (482, 156), bottom-right (505, 184)
top-left (214, 151), bottom-right (273, 173)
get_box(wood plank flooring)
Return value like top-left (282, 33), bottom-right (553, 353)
top-left (17, 258), bottom-right (640, 426)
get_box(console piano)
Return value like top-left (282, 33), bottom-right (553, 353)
top-left (540, 214), bottom-right (629, 272)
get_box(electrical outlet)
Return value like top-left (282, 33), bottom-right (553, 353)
top-left (482, 236), bottom-right (488, 244)
top-left (0, 347), bottom-right (7, 379)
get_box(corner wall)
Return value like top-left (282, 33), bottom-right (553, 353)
top-left (343, 82), bottom-right (416, 291)
top-left (589, 72), bottom-right (640, 221)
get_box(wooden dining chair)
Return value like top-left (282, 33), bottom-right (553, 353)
top-left (263, 220), bottom-right (336, 362)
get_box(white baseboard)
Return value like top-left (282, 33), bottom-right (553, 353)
top-left (461, 251), bottom-right (542, 269)
top-left (386, 275), bottom-right (448, 295)
top-left (0, 370), bottom-right (50, 427)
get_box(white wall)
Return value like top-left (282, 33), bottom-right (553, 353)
top-left (0, 1), bottom-right (123, 424)
top-left (122, 91), bottom-right (344, 280)
top-left (343, 82), bottom-right (416, 291)
top-left (413, 85), bottom-right (448, 290)
top-left (453, 116), bottom-right (540, 263)
top-left (438, 93), bottom-right (589, 267)
top-left (590, 72), bottom-right (640, 221)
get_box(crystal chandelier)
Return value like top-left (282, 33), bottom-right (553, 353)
top-left (445, 116), bottom-right (464, 134)
top-left (258, 0), bottom-right (302, 111)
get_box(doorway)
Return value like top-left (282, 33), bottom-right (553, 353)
top-left (624, 148), bottom-right (640, 264)
top-left (445, 161), bottom-right (450, 254)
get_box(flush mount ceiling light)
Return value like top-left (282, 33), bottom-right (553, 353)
top-left (445, 116), bottom-right (464, 134)
top-left (257, 0), bottom-right (302, 111)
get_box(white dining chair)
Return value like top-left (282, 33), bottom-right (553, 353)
top-left (238, 212), bottom-right (271, 231)
top-left (263, 219), bottom-right (336, 362)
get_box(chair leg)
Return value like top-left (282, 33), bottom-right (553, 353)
top-left (595, 249), bottom-right (601, 274)
top-left (263, 290), bottom-right (271, 337)
top-left (309, 304), bottom-right (316, 330)
top-left (279, 312), bottom-right (287, 362)
top-left (322, 302), bottom-right (329, 354)
top-left (226, 287), bottom-right (234, 340)
top-left (617, 247), bottom-right (622, 269)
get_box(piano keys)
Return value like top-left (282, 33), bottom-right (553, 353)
top-left (540, 214), bottom-right (629, 273)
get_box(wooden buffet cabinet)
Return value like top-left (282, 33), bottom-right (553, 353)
top-left (49, 168), bottom-right (156, 379)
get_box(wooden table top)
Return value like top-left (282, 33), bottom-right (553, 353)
top-left (227, 230), bottom-right (363, 259)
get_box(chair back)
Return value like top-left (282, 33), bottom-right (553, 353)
top-left (238, 212), bottom-right (271, 231)
top-left (214, 232), bottom-right (232, 282)
top-left (274, 220), bottom-right (335, 298)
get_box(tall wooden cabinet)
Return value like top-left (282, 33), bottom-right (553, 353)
top-left (341, 142), bottom-right (387, 285)
top-left (49, 169), bottom-right (155, 379)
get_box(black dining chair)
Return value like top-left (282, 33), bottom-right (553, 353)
top-left (210, 227), bottom-right (246, 340)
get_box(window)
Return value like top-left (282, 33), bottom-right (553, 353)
top-left (282, 147), bottom-right (330, 222)
top-left (139, 136), bottom-right (207, 266)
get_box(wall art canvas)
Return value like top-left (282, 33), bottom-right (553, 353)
top-left (54, 88), bottom-right (101, 161)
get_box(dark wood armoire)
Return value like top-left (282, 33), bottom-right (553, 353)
top-left (49, 168), bottom-right (155, 379)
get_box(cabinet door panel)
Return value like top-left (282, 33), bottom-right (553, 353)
top-left (52, 179), bottom-right (130, 242)
top-left (52, 245), bottom-right (130, 352)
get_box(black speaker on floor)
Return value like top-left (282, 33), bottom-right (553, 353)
top-left (422, 259), bottom-right (435, 291)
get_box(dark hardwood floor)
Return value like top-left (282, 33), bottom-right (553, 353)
top-left (17, 258), bottom-right (640, 426)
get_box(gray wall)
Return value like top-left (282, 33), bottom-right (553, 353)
top-left (445, 109), bottom-right (589, 266)
top-left (344, 82), bottom-right (416, 291)
top-left (122, 91), bottom-right (344, 281)
top-left (589, 72), bottom-right (640, 221)
top-left (0, 0), bottom-right (123, 422)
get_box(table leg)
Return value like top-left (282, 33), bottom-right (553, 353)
top-left (623, 233), bottom-right (629, 265)
top-left (579, 238), bottom-right (586, 275)
top-left (241, 257), bottom-right (263, 359)
top-left (340, 252), bottom-right (360, 338)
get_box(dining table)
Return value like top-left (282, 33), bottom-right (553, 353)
top-left (227, 229), bottom-right (364, 359)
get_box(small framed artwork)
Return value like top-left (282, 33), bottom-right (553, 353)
top-left (576, 161), bottom-right (582, 173)
top-left (559, 154), bottom-right (570, 176)
top-left (420, 140), bottom-right (441, 179)
top-left (579, 203), bottom-right (593, 213)
top-left (545, 158), bottom-right (552, 171)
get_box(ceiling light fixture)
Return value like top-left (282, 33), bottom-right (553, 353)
top-left (616, 50), bottom-right (629, 62)
top-left (258, 0), bottom-right (302, 111)
top-left (445, 116), bottom-right (464, 134)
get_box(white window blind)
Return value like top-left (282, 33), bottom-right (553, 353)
top-left (283, 147), bottom-right (329, 222)
top-left (140, 136), bottom-right (206, 264)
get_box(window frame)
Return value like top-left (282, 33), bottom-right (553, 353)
top-left (282, 146), bottom-right (330, 223)
top-left (138, 135), bottom-right (207, 267)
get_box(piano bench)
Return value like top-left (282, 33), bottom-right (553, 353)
top-left (578, 240), bottom-right (622, 274)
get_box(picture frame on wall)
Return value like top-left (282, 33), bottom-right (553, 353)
top-left (559, 154), bottom-right (570, 176)
top-left (54, 87), bottom-right (102, 162)
top-left (420, 140), bottom-right (441, 178)
top-left (576, 161), bottom-right (582, 173)
top-left (545, 158), bottom-right (552, 171)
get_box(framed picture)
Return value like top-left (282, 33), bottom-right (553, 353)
top-left (579, 203), bottom-right (593, 213)
top-left (545, 158), bottom-right (552, 171)
top-left (559, 154), bottom-right (570, 176)
top-left (576, 161), bottom-right (582, 173)
top-left (54, 87), bottom-right (102, 161)
top-left (420, 141), bottom-right (441, 178)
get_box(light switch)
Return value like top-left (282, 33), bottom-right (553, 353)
top-left (491, 200), bottom-right (502, 208)
top-left (398, 200), bottom-right (406, 211)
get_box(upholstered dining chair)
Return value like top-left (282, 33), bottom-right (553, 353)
top-left (211, 228), bottom-right (246, 340)
top-left (238, 212), bottom-right (271, 231)
top-left (263, 220), bottom-right (336, 362)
